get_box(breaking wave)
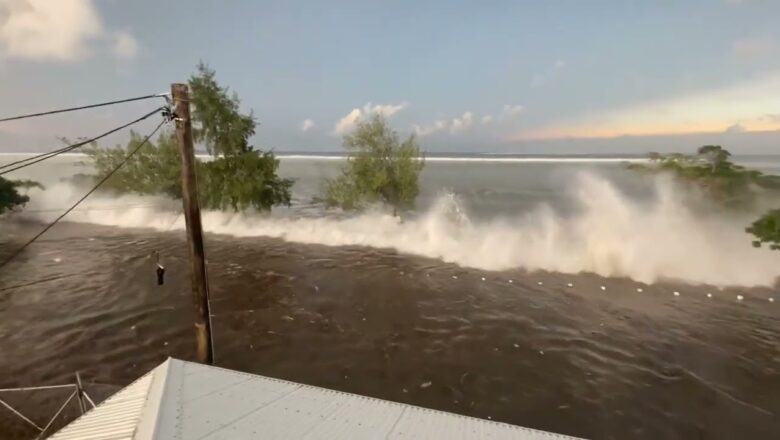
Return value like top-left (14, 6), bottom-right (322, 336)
top-left (15, 173), bottom-right (780, 287)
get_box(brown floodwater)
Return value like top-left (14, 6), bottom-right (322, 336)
top-left (0, 220), bottom-right (778, 439)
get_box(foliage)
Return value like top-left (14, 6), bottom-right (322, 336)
top-left (189, 62), bottom-right (256, 157)
top-left (199, 151), bottom-right (292, 211)
top-left (324, 114), bottom-right (425, 214)
top-left (85, 63), bottom-right (292, 212)
top-left (628, 145), bottom-right (780, 208)
top-left (747, 209), bottom-right (780, 250)
top-left (0, 177), bottom-right (42, 214)
top-left (629, 145), bottom-right (780, 251)
top-left (85, 131), bottom-right (181, 198)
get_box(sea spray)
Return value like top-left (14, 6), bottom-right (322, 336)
top-left (16, 172), bottom-right (780, 287)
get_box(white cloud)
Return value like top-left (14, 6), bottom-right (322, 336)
top-left (732, 36), bottom-right (777, 58)
top-left (0, 0), bottom-right (138, 61)
top-left (413, 119), bottom-right (447, 136)
top-left (300, 118), bottom-right (315, 132)
top-left (516, 72), bottom-right (780, 140)
top-left (480, 115), bottom-right (494, 124)
top-left (449, 112), bottom-right (474, 133)
top-left (112, 30), bottom-right (138, 60)
top-left (332, 101), bottom-right (407, 135)
top-left (500, 104), bottom-right (524, 119)
top-left (725, 123), bottom-right (746, 133)
top-left (531, 58), bottom-right (566, 88)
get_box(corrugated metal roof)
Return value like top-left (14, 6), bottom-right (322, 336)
top-left (52, 358), bottom-right (582, 439)
top-left (49, 365), bottom-right (156, 440)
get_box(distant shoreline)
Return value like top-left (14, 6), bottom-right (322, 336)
top-left (3, 151), bottom-right (780, 163)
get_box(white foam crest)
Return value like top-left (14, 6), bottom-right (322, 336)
top-left (16, 174), bottom-right (780, 287)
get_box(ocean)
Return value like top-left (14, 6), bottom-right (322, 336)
top-left (0, 154), bottom-right (779, 439)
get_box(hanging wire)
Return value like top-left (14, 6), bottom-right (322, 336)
top-left (0, 107), bottom-right (164, 176)
top-left (0, 118), bottom-right (167, 271)
top-left (0, 93), bottom-right (168, 124)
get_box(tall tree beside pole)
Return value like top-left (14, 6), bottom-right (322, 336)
top-left (172, 83), bottom-right (214, 364)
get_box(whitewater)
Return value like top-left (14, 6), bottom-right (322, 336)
top-left (10, 155), bottom-right (780, 287)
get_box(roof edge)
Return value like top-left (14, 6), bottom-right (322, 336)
top-left (133, 357), bottom-right (173, 439)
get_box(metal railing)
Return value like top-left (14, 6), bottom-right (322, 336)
top-left (0, 373), bottom-right (99, 439)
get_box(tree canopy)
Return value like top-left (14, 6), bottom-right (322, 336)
top-left (323, 114), bottom-right (425, 215)
top-left (628, 145), bottom-right (780, 251)
top-left (86, 63), bottom-right (292, 212)
top-left (0, 177), bottom-right (42, 214)
top-left (628, 145), bottom-right (780, 208)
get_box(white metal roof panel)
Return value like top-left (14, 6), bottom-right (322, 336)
top-left (49, 366), bottom-right (156, 440)
top-left (51, 358), bottom-right (582, 439)
top-left (154, 359), bottom-right (579, 440)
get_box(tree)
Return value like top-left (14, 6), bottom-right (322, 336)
top-left (0, 177), bottom-right (42, 214)
top-left (627, 145), bottom-right (780, 208)
top-left (86, 63), bottom-right (292, 212)
top-left (628, 145), bottom-right (780, 251)
top-left (747, 210), bottom-right (780, 250)
top-left (323, 114), bottom-right (425, 215)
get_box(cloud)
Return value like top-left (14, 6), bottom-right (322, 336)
top-left (480, 115), bottom-right (493, 124)
top-left (112, 30), bottom-right (138, 60)
top-left (531, 59), bottom-right (566, 88)
top-left (732, 36), bottom-right (777, 58)
top-left (300, 118), bottom-right (315, 132)
top-left (412, 119), bottom-right (447, 136)
top-left (500, 104), bottom-right (524, 119)
top-left (725, 123), bottom-right (747, 133)
top-left (449, 112), bottom-right (474, 133)
top-left (515, 72), bottom-right (780, 140)
top-left (0, 0), bottom-right (138, 62)
top-left (762, 113), bottom-right (780, 123)
top-left (332, 102), bottom-right (407, 135)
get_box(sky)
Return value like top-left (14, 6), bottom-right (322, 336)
top-left (0, 0), bottom-right (779, 154)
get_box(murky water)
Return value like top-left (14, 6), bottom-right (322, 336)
top-left (1, 156), bottom-right (779, 439)
top-left (0, 220), bottom-right (778, 439)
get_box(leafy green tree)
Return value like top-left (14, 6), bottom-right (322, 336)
top-left (628, 145), bottom-right (780, 208)
top-left (86, 63), bottom-right (292, 212)
top-left (628, 145), bottom-right (780, 251)
top-left (747, 210), bottom-right (780, 250)
top-left (0, 177), bottom-right (42, 214)
top-left (324, 114), bottom-right (425, 215)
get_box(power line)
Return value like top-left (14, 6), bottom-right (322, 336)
top-left (0, 119), bottom-right (167, 271)
top-left (0, 93), bottom-right (168, 124)
top-left (0, 107), bottom-right (164, 176)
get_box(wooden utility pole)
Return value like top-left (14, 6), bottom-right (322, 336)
top-left (172, 83), bottom-right (214, 365)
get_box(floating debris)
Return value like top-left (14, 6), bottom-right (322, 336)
top-left (706, 293), bottom-right (713, 298)
top-left (88, 238), bottom-right (95, 241)
top-left (566, 282), bottom-right (573, 287)
top-left (452, 275), bottom-right (458, 279)
top-left (513, 343), bottom-right (519, 348)
top-left (313, 285), bottom-right (319, 292)
top-left (400, 271), bottom-right (404, 275)
top-left (673, 291), bottom-right (680, 297)
top-left (636, 288), bottom-right (643, 293)
top-left (770, 298), bottom-right (775, 303)
top-left (487, 416), bottom-right (492, 420)
top-left (402, 388), bottom-right (408, 393)
top-left (539, 350), bottom-right (544, 355)
top-left (537, 281), bottom-right (543, 286)
top-left (53, 257), bottom-right (61, 263)
top-left (281, 315), bottom-right (294, 322)
top-left (481, 277), bottom-right (486, 281)
top-left (163, 341), bottom-right (169, 346)
top-left (600, 286), bottom-right (606, 291)
top-left (420, 381), bottom-right (432, 389)
top-left (508, 279), bottom-right (514, 284)
top-left (737, 295), bottom-right (744, 301)
top-left (130, 325), bottom-right (136, 330)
